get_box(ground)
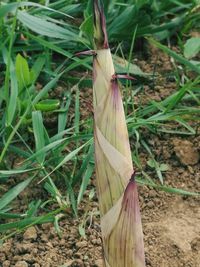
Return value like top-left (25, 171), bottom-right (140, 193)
top-left (0, 44), bottom-right (199, 267)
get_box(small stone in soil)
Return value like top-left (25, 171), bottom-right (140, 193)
top-left (22, 253), bottom-right (35, 263)
top-left (23, 226), bottom-right (37, 241)
top-left (2, 260), bottom-right (10, 267)
top-left (76, 241), bottom-right (88, 248)
top-left (15, 261), bottom-right (28, 267)
top-left (74, 252), bottom-right (82, 259)
top-left (13, 256), bottom-right (22, 261)
top-left (63, 260), bottom-right (74, 267)
top-left (173, 139), bottom-right (199, 166)
top-left (16, 243), bottom-right (34, 254)
top-left (75, 259), bottom-right (84, 266)
top-left (0, 252), bottom-right (6, 261)
top-left (146, 201), bottom-right (154, 209)
top-left (94, 259), bottom-right (104, 267)
top-left (96, 238), bottom-right (102, 245)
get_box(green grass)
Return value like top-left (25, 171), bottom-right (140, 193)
top-left (0, 0), bottom-right (200, 240)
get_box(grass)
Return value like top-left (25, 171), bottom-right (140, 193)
top-left (0, 0), bottom-right (200, 240)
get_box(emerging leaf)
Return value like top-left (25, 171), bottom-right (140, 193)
top-left (15, 54), bottom-right (31, 91)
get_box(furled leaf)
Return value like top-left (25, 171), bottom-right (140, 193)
top-left (35, 99), bottom-right (60, 111)
top-left (15, 54), bottom-right (31, 91)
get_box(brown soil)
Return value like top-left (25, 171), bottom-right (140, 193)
top-left (0, 44), bottom-right (200, 267)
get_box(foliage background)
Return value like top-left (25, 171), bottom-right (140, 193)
top-left (0, 0), bottom-right (200, 239)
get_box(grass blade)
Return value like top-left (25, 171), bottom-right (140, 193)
top-left (32, 111), bottom-right (45, 164)
top-left (0, 168), bottom-right (39, 178)
top-left (148, 37), bottom-right (200, 74)
top-left (17, 11), bottom-right (78, 41)
top-left (6, 60), bottom-right (18, 126)
top-left (58, 92), bottom-right (71, 135)
top-left (137, 178), bottom-right (200, 196)
top-left (77, 163), bottom-right (94, 205)
top-left (39, 139), bottom-right (92, 183)
top-left (0, 175), bottom-right (35, 211)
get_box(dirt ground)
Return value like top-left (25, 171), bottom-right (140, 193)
top-left (0, 44), bottom-right (200, 267)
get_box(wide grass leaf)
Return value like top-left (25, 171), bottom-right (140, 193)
top-left (0, 2), bottom-right (74, 18)
top-left (0, 212), bottom-right (24, 219)
top-left (0, 176), bottom-right (34, 210)
top-left (32, 111), bottom-right (45, 164)
top-left (108, 6), bottom-right (136, 38)
top-left (17, 11), bottom-right (78, 41)
top-left (0, 2), bottom-right (19, 18)
top-left (15, 54), bottom-right (31, 91)
top-left (6, 61), bottom-right (18, 126)
top-left (0, 214), bottom-right (54, 232)
top-left (184, 37), bottom-right (200, 59)
top-left (113, 55), bottom-right (150, 77)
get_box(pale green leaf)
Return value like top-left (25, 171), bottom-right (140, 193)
top-left (32, 111), bottom-right (45, 164)
top-left (35, 99), bottom-right (60, 112)
top-left (15, 54), bottom-right (30, 91)
top-left (184, 37), bottom-right (200, 59)
top-left (17, 11), bottom-right (77, 41)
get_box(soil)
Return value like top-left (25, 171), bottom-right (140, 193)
top-left (0, 44), bottom-right (200, 267)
